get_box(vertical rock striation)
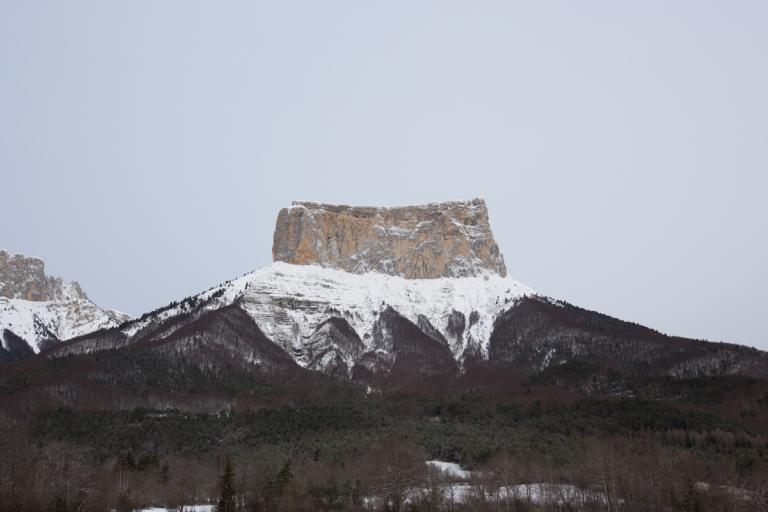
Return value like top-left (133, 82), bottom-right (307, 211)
top-left (272, 198), bottom-right (507, 279)
top-left (0, 250), bottom-right (86, 301)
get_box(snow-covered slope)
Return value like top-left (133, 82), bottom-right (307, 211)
top-left (235, 262), bottom-right (534, 363)
top-left (58, 262), bottom-right (535, 371)
top-left (0, 297), bottom-right (129, 353)
top-left (47, 261), bottom-right (768, 381)
top-left (0, 250), bottom-right (131, 355)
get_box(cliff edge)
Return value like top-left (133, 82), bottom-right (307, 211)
top-left (272, 198), bottom-right (507, 279)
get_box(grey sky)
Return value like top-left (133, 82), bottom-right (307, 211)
top-left (2, 1), bottom-right (766, 348)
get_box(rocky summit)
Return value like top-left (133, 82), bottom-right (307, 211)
top-left (272, 198), bottom-right (508, 279)
top-left (0, 250), bottom-right (130, 357)
top-left (0, 250), bottom-right (86, 302)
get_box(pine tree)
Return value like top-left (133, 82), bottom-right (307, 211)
top-left (276, 460), bottom-right (293, 495)
top-left (159, 462), bottom-right (169, 484)
top-left (217, 456), bottom-right (236, 512)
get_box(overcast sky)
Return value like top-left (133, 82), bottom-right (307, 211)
top-left (2, 1), bottom-right (766, 348)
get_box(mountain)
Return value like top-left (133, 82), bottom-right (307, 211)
top-left (5, 199), bottom-right (768, 512)
top-left (49, 261), bottom-right (531, 379)
top-left (38, 199), bottom-right (767, 389)
top-left (0, 250), bottom-right (130, 359)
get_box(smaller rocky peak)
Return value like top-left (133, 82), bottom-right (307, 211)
top-left (0, 250), bottom-right (87, 302)
top-left (272, 198), bottom-right (508, 279)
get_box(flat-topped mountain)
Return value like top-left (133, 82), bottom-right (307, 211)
top-left (4, 208), bottom-right (767, 511)
top-left (4, 200), bottom-right (767, 392)
top-left (38, 198), bottom-right (767, 387)
top-left (272, 198), bottom-right (508, 279)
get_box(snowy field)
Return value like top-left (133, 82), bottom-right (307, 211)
top-left (407, 482), bottom-right (606, 505)
top-left (133, 506), bottom-right (213, 512)
top-left (371, 461), bottom-right (609, 506)
top-left (128, 462), bottom-right (607, 510)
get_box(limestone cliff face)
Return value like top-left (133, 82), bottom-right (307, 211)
top-left (0, 250), bottom-right (85, 301)
top-left (272, 198), bottom-right (507, 279)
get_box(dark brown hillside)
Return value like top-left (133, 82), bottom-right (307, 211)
top-left (489, 296), bottom-right (768, 378)
top-left (0, 329), bottom-right (35, 361)
top-left (0, 307), bottom-right (366, 415)
top-left (45, 292), bottom-right (228, 358)
top-left (145, 304), bottom-right (298, 375)
top-left (352, 307), bottom-right (459, 388)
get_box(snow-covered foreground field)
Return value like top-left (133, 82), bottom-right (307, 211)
top-left (405, 482), bottom-right (606, 506)
top-left (372, 461), bottom-right (609, 507)
top-left (128, 461), bottom-right (608, 511)
top-left (133, 506), bottom-right (213, 512)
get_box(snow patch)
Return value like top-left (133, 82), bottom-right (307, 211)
top-left (426, 460), bottom-right (473, 479)
top-left (0, 296), bottom-right (125, 352)
top-left (130, 506), bottom-right (214, 512)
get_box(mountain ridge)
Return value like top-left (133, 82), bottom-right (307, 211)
top-left (4, 199), bottom-right (767, 388)
top-left (44, 260), bottom-right (768, 384)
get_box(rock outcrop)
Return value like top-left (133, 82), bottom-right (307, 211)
top-left (272, 198), bottom-right (507, 279)
top-left (0, 250), bottom-right (131, 354)
top-left (0, 250), bottom-right (86, 301)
